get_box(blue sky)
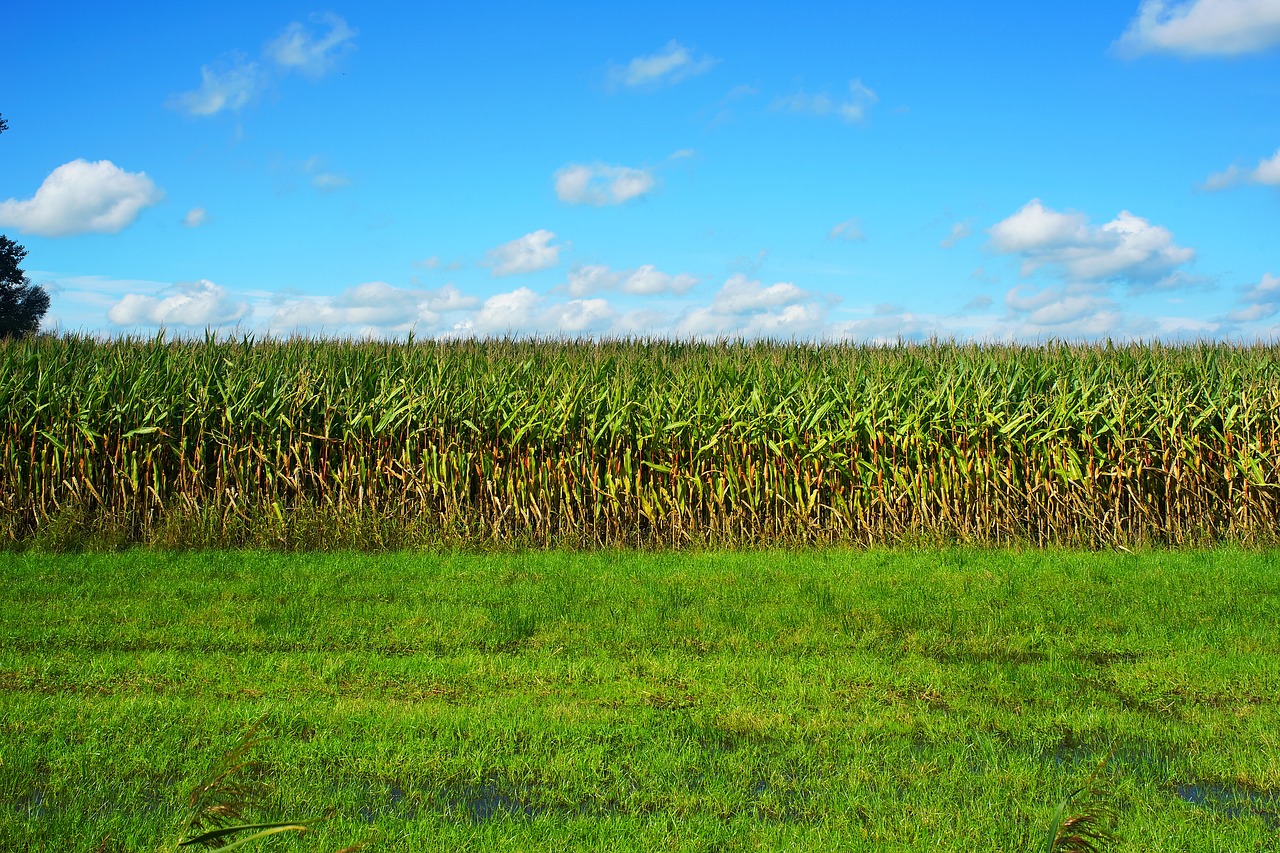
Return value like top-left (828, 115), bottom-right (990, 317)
top-left (3, 1), bottom-right (1279, 341)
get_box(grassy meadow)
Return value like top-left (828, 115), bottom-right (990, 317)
top-left (3, 547), bottom-right (1279, 851)
top-left (4, 336), bottom-right (1280, 850)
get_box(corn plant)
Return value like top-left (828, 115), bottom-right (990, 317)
top-left (177, 715), bottom-right (350, 851)
top-left (4, 333), bottom-right (1279, 550)
top-left (1039, 749), bottom-right (1118, 853)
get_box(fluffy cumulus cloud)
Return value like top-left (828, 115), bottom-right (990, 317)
top-left (1003, 284), bottom-right (1117, 327)
top-left (470, 288), bottom-right (540, 334)
top-left (830, 306), bottom-right (942, 344)
top-left (553, 163), bottom-right (655, 206)
top-left (1116, 0), bottom-right (1280, 56)
top-left (266, 12), bottom-right (357, 78)
top-left (485, 230), bottom-right (564, 276)
top-left (1204, 147), bottom-right (1280, 189)
top-left (712, 275), bottom-right (809, 313)
top-left (183, 207), bottom-right (207, 228)
top-left (987, 199), bottom-right (1195, 287)
top-left (773, 79), bottom-right (879, 123)
top-left (171, 14), bottom-right (355, 117)
top-left (622, 265), bottom-right (697, 295)
top-left (108, 280), bottom-right (248, 327)
top-left (450, 288), bottom-right (617, 337)
top-left (270, 281), bottom-right (475, 333)
top-left (547, 298), bottom-right (617, 334)
top-left (565, 265), bottom-right (619, 296)
top-left (611, 41), bottom-right (716, 88)
top-left (0, 160), bottom-right (163, 237)
top-left (674, 274), bottom-right (831, 338)
top-left (565, 264), bottom-right (696, 297)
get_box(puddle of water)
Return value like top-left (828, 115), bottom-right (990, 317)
top-left (14, 788), bottom-right (46, 819)
top-left (1176, 783), bottom-right (1280, 826)
top-left (359, 783), bottom-right (416, 824)
top-left (449, 782), bottom-right (542, 823)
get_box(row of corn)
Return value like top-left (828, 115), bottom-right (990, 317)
top-left (3, 333), bottom-right (1278, 548)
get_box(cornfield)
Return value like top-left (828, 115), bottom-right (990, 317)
top-left (3, 333), bottom-right (1279, 549)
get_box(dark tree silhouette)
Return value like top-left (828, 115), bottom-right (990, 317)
top-left (0, 114), bottom-right (48, 338)
top-left (0, 236), bottom-right (51, 339)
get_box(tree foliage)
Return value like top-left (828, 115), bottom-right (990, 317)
top-left (0, 114), bottom-right (50, 338)
top-left (0, 236), bottom-right (51, 340)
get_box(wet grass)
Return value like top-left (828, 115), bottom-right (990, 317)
top-left (1, 547), bottom-right (1278, 851)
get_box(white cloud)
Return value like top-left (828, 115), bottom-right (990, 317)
top-left (1228, 302), bottom-right (1277, 322)
top-left (1203, 147), bottom-right (1280, 189)
top-left (828, 218), bottom-right (865, 242)
top-left (0, 160), bottom-right (163, 237)
top-left (472, 288), bottom-right (541, 334)
top-left (729, 249), bottom-right (769, 276)
top-left (169, 56), bottom-right (261, 116)
top-left (982, 283), bottom-right (1126, 339)
top-left (565, 263), bottom-right (697, 296)
top-left (940, 220), bottom-right (974, 248)
top-left (414, 256), bottom-right (463, 271)
top-left (303, 156), bottom-right (350, 192)
top-left (609, 307), bottom-right (674, 337)
top-left (676, 303), bottom-right (825, 339)
top-left (670, 274), bottom-right (832, 338)
top-left (987, 198), bottom-right (1195, 286)
top-left (266, 12), bottom-right (357, 78)
top-left (452, 288), bottom-right (619, 337)
top-left (108, 280), bottom-right (248, 327)
top-left (612, 41), bottom-right (716, 88)
top-left (1116, 0), bottom-right (1280, 56)
top-left (449, 273), bottom-right (830, 341)
top-left (987, 199), bottom-right (1093, 253)
top-left (183, 207), bottom-right (207, 228)
top-left (170, 14), bottom-right (355, 118)
top-left (709, 85), bottom-right (760, 125)
top-left (829, 309), bottom-right (940, 344)
top-left (1228, 272), bottom-right (1280, 321)
top-left (270, 282), bottom-right (476, 333)
top-left (1004, 284), bottom-right (1116, 326)
top-left (1202, 164), bottom-right (1244, 190)
top-left (566, 265), bottom-right (620, 296)
top-left (622, 265), bottom-right (697, 295)
top-left (310, 171), bottom-right (350, 192)
top-left (485, 230), bottom-right (564, 276)
top-left (1258, 150), bottom-right (1280, 183)
top-left (554, 163), bottom-right (655, 206)
top-left (421, 283), bottom-right (479, 313)
top-left (546, 298), bottom-right (618, 334)
top-left (773, 79), bottom-right (879, 123)
top-left (712, 274), bottom-right (809, 313)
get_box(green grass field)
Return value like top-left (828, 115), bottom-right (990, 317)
top-left (2, 547), bottom-right (1278, 851)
